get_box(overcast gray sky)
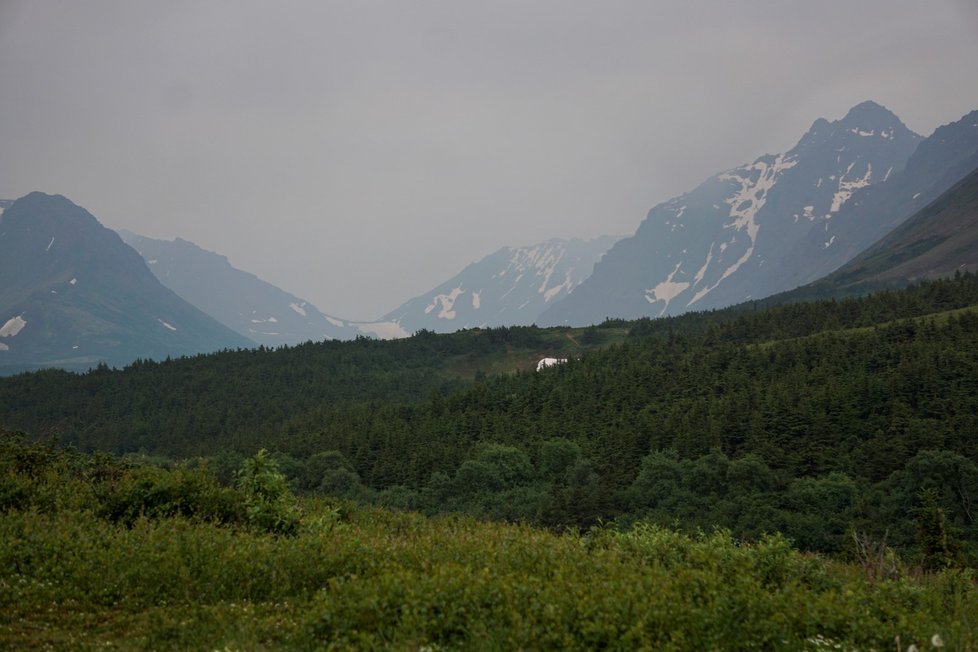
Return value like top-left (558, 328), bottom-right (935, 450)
top-left (2, 1), bottom-right (977, 320)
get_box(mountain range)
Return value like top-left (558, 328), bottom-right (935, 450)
top-left (2, 101), bottom-right (977, 371)
top-left (774, 109), bottom-right (978, 292)
top-left (541, 101), bottom-right (928, 324)
top-left (118, 232), bottom-right (619, 343)
top-left (777, 164), bottom-right (978, 301)
top-left (0, 193), bottom-right (251, 373)
top-left (118, 231), bottom-right (381, 346)
top-left (379, 236), bottom-right (620, 334)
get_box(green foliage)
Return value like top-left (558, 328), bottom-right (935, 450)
top-left (96, 463), bottom-right (244, 527)
top-left (2, 443), bottom-right (975, 650)
top-left (235, 449), bottom-right (301, 536)
top-left (914, 488), bottom-right (964, 571)
top-left (538, 438), bottom-right (582, 481)
top-left (4, 274), bottom-right (978, 560)
top-left (0, 430), bottom-right (244, 527)
top-left (300, 450), bottom-right (354, 490)
top-left (7, 277), bottom-right (978, 646)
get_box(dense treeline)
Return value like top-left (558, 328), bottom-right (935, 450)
top-left (2, 273), bottom-right (978, 560)
top-left (283, 308), bottom-right (978, 561)
top-left (0, 324), bottom-right (582, 454)
top-left (3, 433), bottom-right (975, 649)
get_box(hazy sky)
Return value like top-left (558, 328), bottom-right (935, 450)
top-left (2, 1), bottom-right (978, 319)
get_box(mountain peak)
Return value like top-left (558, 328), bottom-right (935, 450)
top-left (840, 100), bottom-right (902, 129)
top-left (794, 101), bottom-right (919, 153)
top-left (542, 103), bottom-right (926, 325)
top-left (382, 235), bottom-right (620, 333)
top-left (0, 194), bottom-right (251, 371)
top-left (805, 117), bottom-right (831, 137)
top-left (5, 192), bottom-right (104, 235)
top-left (11, 191), bottom-right (78, 214)
top-left (18, 190), bottom-right (66, 202)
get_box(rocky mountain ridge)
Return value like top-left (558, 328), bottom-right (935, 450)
top-left (0, 193), bottom-right (251, 373)
top-left (541, 101), bottom-right (924, 324)
top-left (381, 236), bottom-right (620, 333)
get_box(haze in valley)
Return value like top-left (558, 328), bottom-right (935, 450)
top-left (1, 0), bottom-right (977, 319)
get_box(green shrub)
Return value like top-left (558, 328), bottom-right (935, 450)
top-left (96, 464), bottom-right (243, 527)
top-left (235, 449), bottom-right (301, 535)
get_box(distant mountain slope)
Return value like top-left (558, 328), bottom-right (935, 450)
top-left (0, 192), bottom-right (252, 373)
top-left (541, 101), bottom-right (923, 324)
top-left (780, 164), bottom-right (978, 298)
top-left (776, 110), bottom-right (978, 291)
top-left (119, 232), bottom-right (382, 346)
top-left (380, 236), bottom-right (619, 333)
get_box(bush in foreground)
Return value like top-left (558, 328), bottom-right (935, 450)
top-left (2, 432), bottom-right (976, 650)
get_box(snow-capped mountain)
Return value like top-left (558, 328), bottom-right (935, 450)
top-left (0, 193), bottom-right (252, 373)
top-left (809, 163), bottom-right (978, 293)
top-left (777, 109), bottom-right (978, 291)
top-left (119, 232), bottom-right (407, 345)
top-left (541, 101), bottom-right (922, 324)
top-left (380, 236), bottom-right (620, 333)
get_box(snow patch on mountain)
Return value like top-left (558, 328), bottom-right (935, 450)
top-left (829, 162), bottom-right (873, 214)
top-left (539, 101), bottom-right (924, 325)
top-left (383, 236), bottom-right (619, 333)
top-left (158, 319), bottom-right (177, 332)
top-left (689, 153), bottom-right (797, 307)
top-left (0, 315), bottom-right (27, 338)
top-left (289, 302), bottom-right (307, 317)
top-left (425, 287), bottom-right (465, 319)
top-left (543, 270), bottom-right (574, 302)
top-left (694, 243), bottom-right (715, 284)
top-left (645, 262), bottom-right (690, 316)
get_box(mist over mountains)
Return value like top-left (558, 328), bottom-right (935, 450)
top-left (541, 101), bottom-right (930, 324)
top-left (775, 165), bottom-right (978, 301)
top-left (380, 236), bottom-right (620, 334)
top-left (118, 231), bottom-right (371, 346)
top-left (2, 102), bottom-right (978, 371)
top-left (0, 193), bottom-right (251, 373)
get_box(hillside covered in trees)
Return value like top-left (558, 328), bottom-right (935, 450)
top-left (3, 274), bottom-right (978, 564)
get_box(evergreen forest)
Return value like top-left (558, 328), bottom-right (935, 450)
top-left (3, 274), bottom-right (978, 648)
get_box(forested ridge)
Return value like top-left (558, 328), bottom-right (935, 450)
top-left (2, 273), bottom-right (978, 562)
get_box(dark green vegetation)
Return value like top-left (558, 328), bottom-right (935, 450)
top-left (2, 433), bottom-right (975, 650)
top-left (0, 323), bottom-right (617, 453)
top-left (2, 274), bottom-right (978, 568)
